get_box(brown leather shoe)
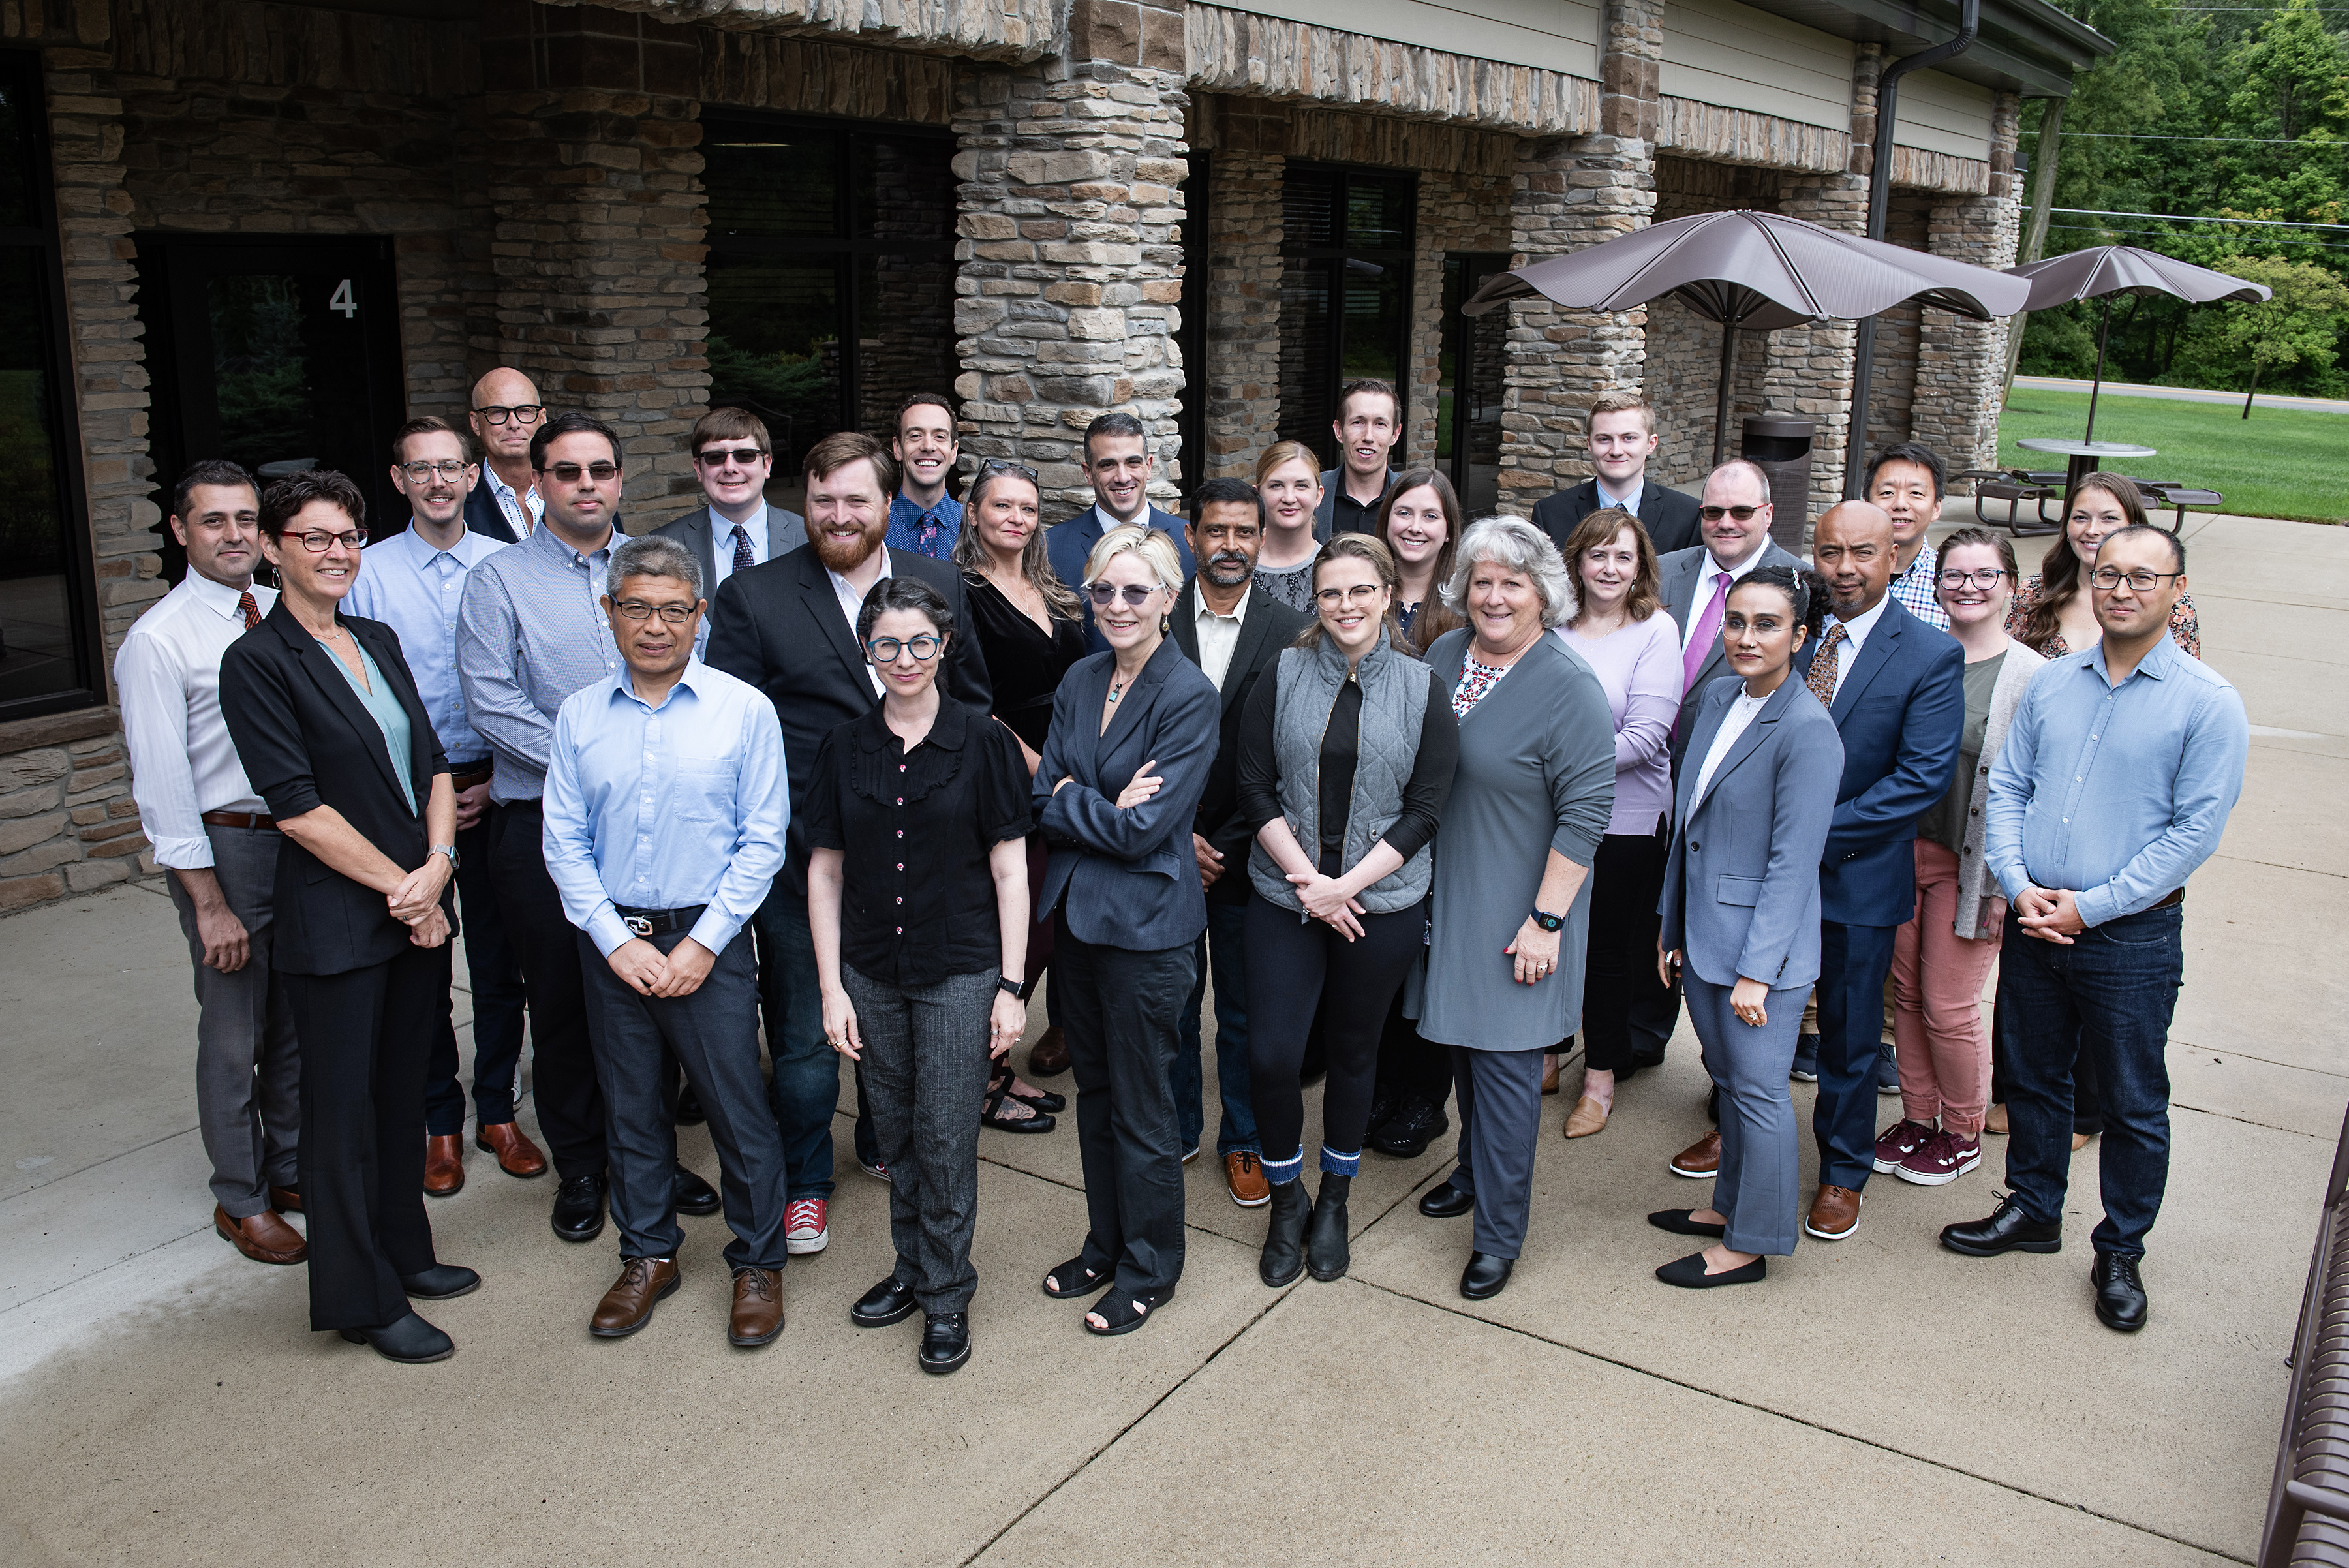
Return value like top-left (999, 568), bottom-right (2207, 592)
top-left (1224, 1150), bottom-right (1270, 1208)
top-left (591, 1257), bottom-right (681, 1338)
top-left (1563, 1096), bottom-right (1609, 1139)
top-left (476, 1121), bottom-right (548, 1178)
top-left (1669, 1129), bottom-right (1721, 1177)
top-left (214, 1203), bottom-right (307, 1265)
top-left (1805, 1184), bottom-right (1863, 1241)
top-left (423, 1135), bottom-right (465, 1197)
top-left (1028, 1025), bottom-right (1070, 1078)
top-left (728, 1267), bottom-right (785, 1347)
top-left (1541, 1053), bottom-right (1561, 1095)
top-left (1984, 1103), bottom-right (2009, 1136)
top-left (269, 1185), bottom-right (302, 1214)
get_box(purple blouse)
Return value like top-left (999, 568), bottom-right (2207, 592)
top-left (1556, 611), bottom-right (1684, 837)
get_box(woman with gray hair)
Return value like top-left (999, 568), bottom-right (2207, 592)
top-left (1410, 515), bottom-right (1616, 1302)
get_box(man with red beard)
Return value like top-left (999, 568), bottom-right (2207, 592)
top-left (706, 431), bottom-right (991, 1246)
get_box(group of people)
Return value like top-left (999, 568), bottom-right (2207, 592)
top-left (117, 367), bottom-right (2247, 1374)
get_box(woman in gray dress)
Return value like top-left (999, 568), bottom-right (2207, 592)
top-left (1411, 517), bottom-right (1616, 1302)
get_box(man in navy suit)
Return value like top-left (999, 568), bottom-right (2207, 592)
top-left (1529, 391), bottom-right (1703, 560)
top-left (461, 367), bottom-right (544, 544)
top-left (1792, 499), bottom-right (1963, 1244)
top-left (1045, 411), bottom-right (1195, 652)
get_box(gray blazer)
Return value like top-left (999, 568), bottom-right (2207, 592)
top-left (1659, 675), bottom-right (1845, 991)
top-left (650, 500), bottom-right (805, 594)
top-left (1657, 539), bottom-right (1805, 769)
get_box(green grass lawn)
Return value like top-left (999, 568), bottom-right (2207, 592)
top-left (1994, 387), bottom-right (2346, 524)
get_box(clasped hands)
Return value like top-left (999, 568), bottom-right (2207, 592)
top-left (2013, 884), bottom-right (2085, 944)
top-left (607, 936), bottom-right (717, 998)
top-left (388, 853), bottom-right (453, 949)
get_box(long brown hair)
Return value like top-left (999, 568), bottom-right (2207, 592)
top-left (1558, 505), bottom-right (1661, 623)
top-left (953, 462), bottom-right (1081, 619)
top-left (1293, 533), bottom-right (1410, 653)
top-left (1377, 468), bottom-right (1466, 653)
top-left (2018, 472), bottom-right (2151, 653)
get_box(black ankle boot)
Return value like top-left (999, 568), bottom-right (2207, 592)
top-left (1306, 1173), bottom-right (1352, 1282)
top-left (1259, 1178), bottom-right (1312, 1287)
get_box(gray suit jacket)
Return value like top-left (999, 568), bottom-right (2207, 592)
top-left (1657, 538), bottom-right (1805, 770)
top-left (1659, 675), bottom-right (1843, 991)
top-left (651, 501), bottom-right (805, 595)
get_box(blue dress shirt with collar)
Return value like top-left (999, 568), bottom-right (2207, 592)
top-left (1985, 633), bottom-right (2248, 928)
top-left (886, 491), bottom-right (962, 558)
top-left (455, 519), bottom-right (623, 803)
top-left (345, 523), bottom-right (510, 764)
top-left (542, 658), bottom-right (789, 960)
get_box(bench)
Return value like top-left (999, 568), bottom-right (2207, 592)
top-left (1954, 469), bottom-right (2063, 536)
top-left (2260, 1100), bottom-right (2349, 1565)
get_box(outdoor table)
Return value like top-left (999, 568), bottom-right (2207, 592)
top-left (2016, 437), bottom-right (2158, 494)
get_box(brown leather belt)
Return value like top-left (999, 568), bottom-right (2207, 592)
top-left (2150, 887), bottom-right (2185, 911)
top-left (450, 766), bottom-right (495, 793)
top-left (200, 810), bottom-right (277, 833)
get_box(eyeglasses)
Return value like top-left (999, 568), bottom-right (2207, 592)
top-left (541, 461), bottom-right (621, 484)
top-left (1315, 583), bottom-right (1385, 607)
top-left (1699, 504), bottom-right (1762, 522)
top-left (1086, 583), bottom-right (1161, 608)
top-left (474, 404), bottom-right (544, 426)
top-left (695, 446), bottom-right (766, 468)
top-left (1936, 568), bottom-right (2009, 590)
top-left (611, 600), bottom-right (698, 624)
top-left (289, 528), bottom-right (367, 553)
top-left (867, 634), bottom-right (942, 663)
top-left (399, 460), bottom-right (470, 482)
top-left (2089, 566), bottom-right (2185, 592)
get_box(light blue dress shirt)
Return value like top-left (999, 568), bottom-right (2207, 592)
top-left (1985, 634), bottom-right (2248, 929)
top-left (542, 658), bottom-right (789, 959)
top-left (455, 520), bottom-right (623, 802)
top-left (886, 491), bottom-right (962, 557)
top-left (345, 523), bottom-right (510, 764)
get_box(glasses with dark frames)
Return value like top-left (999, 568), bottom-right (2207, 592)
top-left (473, 404), bottom-right (544, 426)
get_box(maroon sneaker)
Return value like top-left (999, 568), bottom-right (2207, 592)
top-left (1871, 1118), bottom-right (1935, 1174)
top-left (1897, 1130), bottom-right (1982, 1187)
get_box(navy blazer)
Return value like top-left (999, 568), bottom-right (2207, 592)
top-left (1659, 675), bottom-right (1843, 990)
top-left (1790, 594), bottom-right (1965, 928)
top-left (460, 470), bottom-right (523, 545)
top-left (1046, 502), bottom-right (1197, 654)
top-left (1530, 477), bottom-right (1703, 559)
top-left (1033, 638), bottom-right (1221, 951)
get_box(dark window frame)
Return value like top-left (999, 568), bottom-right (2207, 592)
top-left (1174, 149), bottom-right (1207, 500)
top-left (1439, 251), bottom-right (1512, 517)
top-left (1277, 161), bottom-right (1417, 471)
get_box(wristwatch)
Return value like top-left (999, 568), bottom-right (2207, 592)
top-left (1531, 907), bottom-right (1565, 932)
top-left (431, 844), bottom-right (461, 871)
top-left (997, 976), bottom-right (1025, 998)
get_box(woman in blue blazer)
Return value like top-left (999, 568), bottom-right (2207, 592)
top-left (1653, 565), bottom-right (1844, 1289)
top-left (1032, 525), bottom-right (1221, 1336)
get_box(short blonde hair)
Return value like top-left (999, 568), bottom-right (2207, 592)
top-left (1588, 391), bottom-right (1656, 437)
top-left (1084, 524), bottom-right (1185, 595)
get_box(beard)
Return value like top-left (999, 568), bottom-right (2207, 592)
top-left (808, 513), bottom-right (888, 574)
top-left (1204, 549), bottom-right (1252, 587)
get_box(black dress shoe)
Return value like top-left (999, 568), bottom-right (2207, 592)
top-left (1940, 1193), bottom-right (2063, 1257)
top-left (1305, 1173), bottom-right (1351, 1282)
top-left (399, 1263), bottom-right (481, 1300)
top-left (919, 1312), bottom-right (971, 1375)
top-left (1622, 1045), bottom-right (1667, 1079)
top-left (1419, 1178), bottom-right (1473, 1219)
top-left (1370, 1095), bottom-right (1448, 1159)
top-left (2091, 1252), bottom-right (2149, 1332)
top-left (674, 1167), bottom-right (720, 1217)
top-left (1656, 1252), bottom-right (1766, 1289)
top-left (675, 1083), bottom-right (706, 1126)
top-left (1647, 1209), bottom-right (1727, 1238)
top-left (1259, 1179), bottom-right (1311, 1288)
top-left (852, 1276), bottom-right (921, 1328)
top-left (1460, 1252), bottom-right (1514, 1300)
top-left (551, 1173), bottom-right (607, 1243)
top-left (339, 1311), bottom-right (453, 1364)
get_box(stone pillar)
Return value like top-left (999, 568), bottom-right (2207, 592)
top-left (1199, 98), bottom-right (1285, 482)
top-left (1913, 90), bottom-right (2023, 482)
top-left (953, 6), bottom-right (1189, 514)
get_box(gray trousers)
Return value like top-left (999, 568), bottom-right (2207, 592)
top-left (168, 825), bottom-right (300, 1219)
top-left (1687, 973), bottom-right (1805, 1257)
top-left (1447, 1045), bottom-right (1546, 1260)
top-left (843, 964), bottom-right (995, 1313)
top-left (576, 930), bottom-right (788, 1272)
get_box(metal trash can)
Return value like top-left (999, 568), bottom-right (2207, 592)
top-left (1740, 416), bottom-right (1814, 549)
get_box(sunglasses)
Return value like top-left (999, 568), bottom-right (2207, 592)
top-left (1086, 583), bottom-right (1162, 608)
top-left (540, 461), bottom-right (620, 484)
top-left (696, 446), bottom-right (766, 468)
top-left (978, 460), bottom-right (1039, 482)
top-left (1698, 504), bottom-right (1762, 522)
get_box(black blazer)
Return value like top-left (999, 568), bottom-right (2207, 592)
top-left (1166, 581), bottom-right (1312, 905)
top-left (1531, 478), bottom-right (1703, 559)
top-left (704, 546), bottom-right (992, 897)
top-left (219, 603), bottom-right (451, 977)
top-left (460, 470), bottom-right (523, 545)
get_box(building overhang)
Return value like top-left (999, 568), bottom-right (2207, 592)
top-left (1736, 0), bottom-right (2115, 97)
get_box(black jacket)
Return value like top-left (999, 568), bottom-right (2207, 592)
top-left (459, 470), bottom-right (525, 545)
top-left (219, 603), bottom-right (451, 976)
top-left (1531, 478), bottom-right (1703, 560)
top-left (1165, 581), bottom-right (1312, 905)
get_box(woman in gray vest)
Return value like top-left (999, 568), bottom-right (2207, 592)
top-left (1235, 534), bottom-right (1458, 1287)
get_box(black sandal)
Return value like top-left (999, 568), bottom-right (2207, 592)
top-left (991, 1066), bottom-right (1065, 1115)
top-left (1041, 1254), bottom-right (1111, 1299)
top-left (982, 1077), bottom-right (1056, 1135)
top-left (1083, 1285), bottom-right (1173, 1336)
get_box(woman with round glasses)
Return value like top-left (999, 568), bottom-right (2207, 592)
top-left (805, 577), bottom-right (1034, 1375)
top-left (2008, 474), bottom-right (2200, 658)
top-left (1032, 525), bottom-right (1220, 1336)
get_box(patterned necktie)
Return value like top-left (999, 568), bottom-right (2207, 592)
top-left (1807, 624), bottom-right (1848, 707)
top-left (915, 514), bottom-right (942, 559)
top-left (731, 523), bottom-right (754, 576)
top-left (236, 591), bottom-right (260, 630)
top-left (1681, 572), bottom-right (1731, 697)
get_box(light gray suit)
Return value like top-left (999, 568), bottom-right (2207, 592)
top-left (1659, 675), bottom-right (1843, 1255)
top-left (1657, 538), bottom-right (1804, 771)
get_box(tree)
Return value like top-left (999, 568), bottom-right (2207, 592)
top-left (2207, 254), bottom-right (2349, 412)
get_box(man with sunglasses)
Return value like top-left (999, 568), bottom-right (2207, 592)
top-left (652, 408), bottom-right (805, 645)
top-left (461, 367), bottom-right (548, 544)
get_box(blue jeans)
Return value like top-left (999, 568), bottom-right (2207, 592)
top-left (1998, 902), bottom-right (2184, 1258)
top-left (1174, 900), bottom-right (1259, 1158)
top-left (750, 887), bottom-right (844, 1201)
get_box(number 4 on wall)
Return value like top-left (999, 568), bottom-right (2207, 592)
top-left (330, 279), bottom-right (357, 318)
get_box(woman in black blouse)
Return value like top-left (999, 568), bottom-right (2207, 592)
top-left (1236, 534), bottom-right (1458, 1287)
top-left (805, 577), bottom-right (1033, 1376)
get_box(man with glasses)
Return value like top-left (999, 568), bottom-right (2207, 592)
top-left (653, 408), bottom-right (803, 624)
top-left (705, 431), bottom-right (990, 1247)
top-left (1944, 523), bottom-right (2245, 1335)
top-left (886, 393), bottom-right (962, 558)
top-left (1315, 379), bottom-right (1402, 538)
top-left (462, 368), bottom-right (548, 543)
top-left (1864, 442), bottom-right (1952, 631)
top-left (346, 417), bottom-right (541, 1198)
top-left (1046, 412), bottom-right (1195, 652)
top-left (458, 410), bottom-right (720, 1246)
top-left (1530, 391), bottom-right (1703, 559)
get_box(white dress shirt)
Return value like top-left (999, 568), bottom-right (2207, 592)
top-left (828, 550), bottom-right (895, 696)
top-left (1193, 587), bottom-right (1250, 691)
top-left (1820, 593), bottom-right (1890, 702)
top-left (343, 523), bottom-right (510, 763)
top-left (1690, 686), bottom-right (1771, 812)
top-left (488, 469), bottom-right (543, 537)
top-left (1678, 545), bottom-right (1771, 652)
top-left (115, 572), bottom-right (279, 869)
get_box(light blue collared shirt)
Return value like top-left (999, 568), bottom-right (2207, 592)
top-left (1594, 476), bottom-right (1641, 514)
top-left (456, 519), bottom-right (622, 802)
top-left (1985, 634), bottom-right (2248, 928)
top-left (886, 491), bottom-right (962, 559)
top-left (542, 658), bottom-right (788, 959)
top-left (345, 523), bottom-right (510, 764)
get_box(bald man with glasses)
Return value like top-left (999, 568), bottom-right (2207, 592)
top-left (463, 368), bottom-right (547, 544)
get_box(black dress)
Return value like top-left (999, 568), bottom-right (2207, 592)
top-left (965, 575), bottom-right (1088, 754)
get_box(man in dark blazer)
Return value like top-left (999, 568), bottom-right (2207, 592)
top-left (1790, 499), bottom-right (1963, 1245)
top-left (705, 430), bottom-right (990, 1231)
top-left (1165, 477), bottom-right (1312, 1208)
top-left (461, 367), bottom-right (545, 544)
top-left (1047, 411), bottom-right (1195, 653)
top-left (1530, 391), bottom-right (1702, 559)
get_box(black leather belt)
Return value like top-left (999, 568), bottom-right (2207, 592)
top-left (2150, 887), bottom-right (2185, 911)
top-left (615, 903), bottom-right (707, 938)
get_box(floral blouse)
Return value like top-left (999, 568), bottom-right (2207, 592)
top-left (2005, 574), bottom-right (2202, 660)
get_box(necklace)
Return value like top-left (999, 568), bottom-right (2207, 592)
top-left (1107, 675), bottom-right (1131, 703)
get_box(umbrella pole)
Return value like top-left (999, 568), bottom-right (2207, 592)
top-left (1714, 320), bottom-right (1738, 468)
top-left (2083, 295), bottom-right (2111, 444)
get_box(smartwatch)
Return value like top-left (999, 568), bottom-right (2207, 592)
top-left (431, 844), bottom-right (461, 872)
top-left (1531, 907), bottom-right (1565, 933)
top-left (997, 976), bottom-right (1025, 998)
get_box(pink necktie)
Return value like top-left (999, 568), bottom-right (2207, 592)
top-left (1682, 572), bottom-right (1730, 696)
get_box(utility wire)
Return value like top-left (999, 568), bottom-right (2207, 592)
top-left (2050, 132), bottom-right (2347, 143)
top-left (2052, 206), bottom-right (2349, 229)
top-left (2048, 219), bottom-right (2349, 251)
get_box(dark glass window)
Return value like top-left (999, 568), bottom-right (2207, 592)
top-left (1439, 254), bottom-right (1511, 517)
top-left (1277, 165), bottom-right (1415, 469)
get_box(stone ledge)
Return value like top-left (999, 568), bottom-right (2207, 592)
top-left (0, 707), bottom-right (121, 758)
top-left (1656, 97), bottom-right (1847, 175)
top-left (534, 0), bottom-right (1056, 63)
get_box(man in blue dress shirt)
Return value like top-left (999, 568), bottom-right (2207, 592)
top-left (885, 393), bottom-right (962, 558)
top-left (545, 533), bottom-right (792, 1349)
top-left (1942, 523), bottom-right (2249, 1335)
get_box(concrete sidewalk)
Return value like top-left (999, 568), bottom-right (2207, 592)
top-left (2014, 374), bottom-right (2349, 416)
top-left (1, 511), bottom-right (2338, 1565)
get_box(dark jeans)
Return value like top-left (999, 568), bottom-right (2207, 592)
top-left (487, 801), bottom-right (605, 1179)
top-left (750, 885), bottom-right (853, 1200)
top-left (1175, 899), bottom-right (1259, 1158)
top-left (1999, 903), bottom-right (2184, 1258)
top-left (1058, 912), bottom-right (1194, 1297)
top-left (1991, 987), bottom-right (2103, 1136)
top-left (1585, 823), bottom-right (1672, 1073)
top-left (424, 811), bottom-right (529, 1135)
top-left (1814, 919), bottom-right (1900, 1191)
top-left (1244, 896), bottom-right (1422, 1179)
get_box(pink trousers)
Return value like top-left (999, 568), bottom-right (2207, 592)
top-left (1890, 838), bottom-right (2000, 1139)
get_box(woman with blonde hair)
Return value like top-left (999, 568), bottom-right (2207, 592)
top-left (1251, 440), bottom-right (1325, 613)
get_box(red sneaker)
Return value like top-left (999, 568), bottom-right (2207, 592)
top-left (785, 1197), bottom-right (829, 1255)
top-left (1871, 1118), bottom-right (1935, 1174)
top-left (1896, 1131), bottom-right (1982, 1187)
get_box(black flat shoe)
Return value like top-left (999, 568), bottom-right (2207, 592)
top-left (981, 1079), bottom-right (1056, 1135)
top-left (1305, 1173), bottom-right (1351, 1282)
top-left (675, 1083), bottom-right (706, 1127)
top-left (1084, 1285), bottom-right (1172, 1336)
top-left (1647, 1209), bottom-right (1727, 1238)
top-left (1419, 1179), bottom-right (1473, 1219)
top-left (674, 1167), bottom-right (720, 1217)
top-left (1656, 1252), bottom-right (1766, 1289)
top-left (2091, 1252), bottom-right (2149, 1333)
top-left (1460, 1252), bottom-right (1513, 1300)
top-left (1041, 1253), bottom-right (1111, 1300)
top-left (340, 1311), bottom-right (453, 1364)
top-left (919, 1312), bottom-right (971, 1374)
top-left (852, 1276), bottom-right (921, 1329)
top-left (551, 1173), bottom-right (607, 1244)
top-left (399, 1263), bottom-right (481, 1300)
top-left (996, 1071), bottom-right (1065, 1115)
top-left (1940, 1192), bottom-right (2063, 1257)
top-left (1370, 1096), bottom-right (1448, 1160)
top-left (1259, 1179), bottom-right (1311, 1287)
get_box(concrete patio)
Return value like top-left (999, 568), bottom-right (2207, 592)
top-left (0, 509), bottom-right (2339, 1566)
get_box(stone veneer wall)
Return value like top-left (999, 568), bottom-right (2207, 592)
top-left (1860, 190), bottom-right (1935, 456)
top-left (1909, 89), bottom-right (2022, 482)
top-left (1403, 162), bottom-right (1512, 478)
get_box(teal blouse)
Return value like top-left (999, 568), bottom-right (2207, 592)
top-left (325, 634), bottom-right (418, 815)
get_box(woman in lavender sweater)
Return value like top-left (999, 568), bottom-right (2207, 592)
top-left (1553, 507), bottom-right (1684, 1139)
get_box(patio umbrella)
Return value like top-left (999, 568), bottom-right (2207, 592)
top-left (2005, 246), bottom-right (2269, 442)
top-left (1462, 209), bottom-right (2029, 465)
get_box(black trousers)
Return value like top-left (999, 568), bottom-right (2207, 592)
top-left (1244, 896), bottom-right (1423, 1176)
top-left (1373, 896), bottom-right (1451, 1110)
top-left (488, 801), bottom-right (606, 1178)
top-left (282, 942), bottom-right (448, 1331)
top-left (1584, 823), bottom-right (1673, 1073)
top-left (424, 811), bottom-right (530, 1135)
top-left (1058, 912), bottom-right (1194, 1297)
